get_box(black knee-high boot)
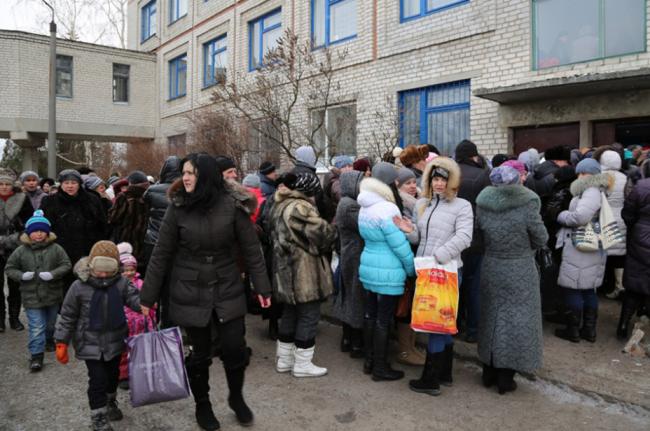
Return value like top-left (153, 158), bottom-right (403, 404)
top-left (497, 368), bottom-right (517, 395)
top-left (617, 293), bottom-right (639, 340)
top-left (225, 367), bottom-right (253, 426)
top-left (187, 356), bottom-right (220, 431)
top-left (362, 319), bottom-right (374, 374)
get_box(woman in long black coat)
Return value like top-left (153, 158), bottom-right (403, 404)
top-left (617, 163), bottom-right (650, 339)
top-left (41, 169), bottom-right (107, 294)
top-left (140, 153), bottom-right (271, 431)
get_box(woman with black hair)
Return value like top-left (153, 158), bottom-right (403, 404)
top-left (140, 153), bottom-right (272, 431)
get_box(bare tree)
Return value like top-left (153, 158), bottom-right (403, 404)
top-left (365, 95), bottom-right (401, 162)
top-left (211, 29), bottom-right (348, 166)
top-left (98, 0), bottom-right (127, 48)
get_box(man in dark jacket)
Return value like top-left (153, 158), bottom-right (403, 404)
top-left (524, 145), bottom-right (572, 208)
top-left (455, 140), bottom-right (491, 343)
top-left (142, 156), bottom-right (180, 328)
top-left (258, 161), bottom-right (278, 198)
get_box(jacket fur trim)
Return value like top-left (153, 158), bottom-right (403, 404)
top-left (570, 173), bottom-right (613, 197)
top-left (477, 185), bottom-right (541, 212)
top-left (359, 178), bottom-right (395, 203)
top-left (421, 157), bottom-right (461, 202)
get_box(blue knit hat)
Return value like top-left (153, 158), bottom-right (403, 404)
top-left (25, 210), bottom-right (51, 235)
top-left (576, 158), bottom-right (601, 175)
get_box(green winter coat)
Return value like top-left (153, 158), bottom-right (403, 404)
top-left (5, 233), bottom-right (72, 308)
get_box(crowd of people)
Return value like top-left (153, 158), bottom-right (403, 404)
top-left (0, 140), bottom-right (649, 431)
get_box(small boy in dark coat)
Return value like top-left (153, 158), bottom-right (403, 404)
top-left (54, 240), bottom-right (141, 431)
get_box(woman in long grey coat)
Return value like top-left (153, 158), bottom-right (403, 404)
top-left (476, 163), bottom-right (548, 395)
top-left (332, 171), bottom-right (365, 358)
top-left (554, 158), bottom-right (611, 344)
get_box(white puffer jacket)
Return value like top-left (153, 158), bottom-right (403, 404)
top-left (600, 150), bottom-right (627, 256)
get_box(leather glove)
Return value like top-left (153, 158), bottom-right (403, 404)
top-left (21, 272), bottom-right (35, 281)
top-left (55, 343), bottom-right (69, 365)
top-left (38, 272), bottom-right (54, 281)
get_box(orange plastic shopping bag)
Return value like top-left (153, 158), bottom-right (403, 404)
top-left (410, 257), bottom-right (459, 335)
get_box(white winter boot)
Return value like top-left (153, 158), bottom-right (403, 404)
top-left (276, 341), bottom-right (295, 373)
top-left (606, 268), bottom-right (625, 299)
top-left (292, 346), bottom-right (328, 378)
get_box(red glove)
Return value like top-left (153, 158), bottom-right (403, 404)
top-left (257, 294), bottom-right (272, 309)
top-left (56, 343), bottom-right (69, 365)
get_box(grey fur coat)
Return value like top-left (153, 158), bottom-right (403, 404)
top-left (476, 185), bottom-right (548, 373)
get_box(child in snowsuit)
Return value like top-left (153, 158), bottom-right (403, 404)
top-left (116, 242), bottom-right (154, 390)
top-left (5, 210), bottom-right (71, 371)
top-left (54, 240), bottom-right (141, 431)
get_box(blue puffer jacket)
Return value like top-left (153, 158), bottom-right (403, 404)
top-left (357, 178), bottom-right (415, 295)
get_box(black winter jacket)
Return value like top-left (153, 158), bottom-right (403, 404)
top-left (525, 160), bottom-right (561, 203)
top-left (622, 178), bottom-right (650, 296)
top-left (54, 266), bottom-right (140, 361)
top-left (457, 159), bottom-right (491, 253)
top-left (140, 180), bottom-right (271, 328)
top-left (143, 157), bottom-right (181, 246)
top-left (41, 189), bottom-right (107, 266)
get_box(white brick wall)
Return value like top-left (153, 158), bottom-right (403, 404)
top-left (126, 0), bottom-right (650, 157)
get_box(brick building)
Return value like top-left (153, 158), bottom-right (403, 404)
top-left (0, 30), bottom-right (157, 170)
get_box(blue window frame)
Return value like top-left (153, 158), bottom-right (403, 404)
top-left (169, 0), bottom-right (188, 24)
top-left (168, 54), bottom-right (187, 100)
top-left (141, 0), bottom-right (156, 42)
top-left (203, 35), bottom-right (227, 88)
top-left (398, 80), bottom-right (470, 156)
top-left (311, 0), bottom-right (357, 48)
top-left (249, 9), bottom-right (282, 71)
top-left (400, 0), bottom-right (469, 22)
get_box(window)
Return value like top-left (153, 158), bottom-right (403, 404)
top-left (533, 0), bottom-right (646, 69)
top-left (249, 9), bottom-right (282, 71)
top-left (312, 0), bottom-right (357, 48)
top-left (141, 0), bottom-right (156, 42)
top-left (55, 55), bottom-right (73, 98)
top-left (310, 104), bottom-right (357, 167)
top-left (113, 64), bottom-right (130, 103)
top-left (400, 0), bottom-right (469, 22)
top-left (167, 133), bottom-right (186, 155)
top-left (169, 0), bottom-right (188, 24)
top-left (399, 80), bottom-right (470, 156)
top-left (168, 54), bottom-right (187, 100)
top-left (203, 35), bottom-right (227, 88)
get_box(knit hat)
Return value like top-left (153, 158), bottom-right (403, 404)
top-left (353, 158), bottom-right (371, 173)
top-left (107, 175), bottom-right (121, 186)
top-left (0, 168), bottom-right (17, 184)
top-left (333, 155), bottom-right (354, 169)
top-left (502, 160), bottom-right (527, 175)
top-left (399, 145), bottom-right (429, 167)
top-left (117, 242), bottom-right (137, 269)
top-left (396, 167), bottom-right (416, 187)
top-left (259, 161), bottom-right (276, 175)
top-left (215, 155), bottom-right (236, 172)
top-left (544, 145), bottom-right (572, 163)
top-left (83, 176), bottom-right (104, 191)
top-left (25, 209), bottom-right (51, 235)
top-left (455, 140), bottom-right (479, 161)
top-left (576, 158), bottom-right (601, 175)
top-left (372, 162), bottom-right (399, 185)
top-left (431, 166), bottom-right (450, 180)
top-left (19, 170), bottom-right (39, 183)
top-left (490, 166), bottom-right (521, 186)
top-left (291, 173), bottom-right (321, 197)
top-left (58, 169), bottom-right (82, 184)
top-left (88, 241), bottom-right (120, 275)
top-left (517, 148), bottom-right (540, 173)
top-left (127, 170), bottom-right (148, 185)
top-left (242, 174), bottom-right (261, 188)
top-left (295, 146), bottom-right (317, 167)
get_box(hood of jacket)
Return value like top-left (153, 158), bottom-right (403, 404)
top-left (167, 178), bottom-right (257, 214)
top-left (477, 185), bottom-right (540, 212)
top-left (73, 257), bottom-right (91, 282)
top-left (0, 191), bottom-right (27, 221)
top-left (570, 173), bottom-right (613, 197)
top-left (357, 177), bottom-right (395, 208)
top-left (19, 232), bottom-right (58, 249)
top-left (421, 157), bottom-right (461, 202)
top-left (159, 156), bottom-right (181, 184)
top-left (532, 160), bottom-right (560, 180)
top-left (599, 150), bottom-right (622, 172)
top-left (340, 171), bottom-right (364, 199)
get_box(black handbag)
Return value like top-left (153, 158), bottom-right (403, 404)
top-left (536, 247), bottom-right (554, 271)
